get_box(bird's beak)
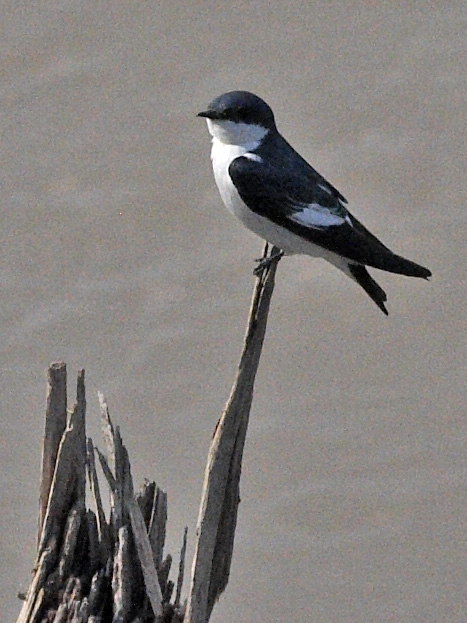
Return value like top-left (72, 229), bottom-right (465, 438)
top-left (197, 110), bottom-right (225, 120)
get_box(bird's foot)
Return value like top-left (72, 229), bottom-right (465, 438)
top-left (253, 249), bottom-right (284, 276)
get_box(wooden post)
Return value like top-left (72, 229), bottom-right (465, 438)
top-left (185, 244), bottom-right (280, 623)
top-left (38, 362), bottom-right (67, 544)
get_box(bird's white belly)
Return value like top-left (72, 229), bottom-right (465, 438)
top-left (212, 148), bottom-right (328, 258)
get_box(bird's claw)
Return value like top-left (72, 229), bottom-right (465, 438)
top-left (253, 250), bottom-right (284, 276)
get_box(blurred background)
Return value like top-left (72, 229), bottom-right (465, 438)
top-left (1, 2), bottom-right (465, 622)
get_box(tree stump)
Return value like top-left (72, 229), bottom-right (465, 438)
top-left (16, 244), bottom-right (280, 623)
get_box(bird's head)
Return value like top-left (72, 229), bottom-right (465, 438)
top-left (198, 90), bottom-right (276, 146)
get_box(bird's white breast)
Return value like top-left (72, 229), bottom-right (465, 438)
top-left (210, 138), bottom-right (254, 219)
top-left (209, 137), bottom-right (322, 256)
top-left (207, 119), bottom-right (268, 225)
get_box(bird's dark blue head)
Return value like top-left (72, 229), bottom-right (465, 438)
top-left (198, 91), bottom-right (276, 130)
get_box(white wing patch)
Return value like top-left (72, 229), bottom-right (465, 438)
top-left (318, 183), bottom-right (332, 195)
top-left (288, 203), bottom-right (348, 229)
top-left (243, 153), bottom-right (263, 163)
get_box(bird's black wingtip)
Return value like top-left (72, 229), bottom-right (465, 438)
top-left (418, 266), bottom-right (432, 280)
top-left (407, 263), bottom-right (432, 280)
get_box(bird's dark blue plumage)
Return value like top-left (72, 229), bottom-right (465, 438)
top-left (229, 150), bottom-right (430, 278)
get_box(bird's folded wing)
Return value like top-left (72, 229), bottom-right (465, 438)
top-left (229, 155), bottom-right (395, 267)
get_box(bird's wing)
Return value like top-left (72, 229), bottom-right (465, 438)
top-left (229, 155), bottom-right (395, 268)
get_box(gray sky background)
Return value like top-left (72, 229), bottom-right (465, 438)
top-left (1, 3), bottom-right (465, 622)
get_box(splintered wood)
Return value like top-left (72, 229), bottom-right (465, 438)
top-left (17, 363), bottom-right (185, 623)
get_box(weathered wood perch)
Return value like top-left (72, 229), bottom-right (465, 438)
top-left (17, 244), bottom-right (280, 623)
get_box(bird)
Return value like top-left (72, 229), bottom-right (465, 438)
top-left (197, 90), bottom-right (431, 315)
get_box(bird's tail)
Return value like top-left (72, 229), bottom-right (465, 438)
top-left (328, 256), bottom-right (389, 315)
top-left (327, 253), bottom-right (430, 315)
top-left (347, 264), bottom-right (389, 315)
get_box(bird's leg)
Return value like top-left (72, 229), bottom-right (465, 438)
top-left (253, 246), bottom-right (284, 276)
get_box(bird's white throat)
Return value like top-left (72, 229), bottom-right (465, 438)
top-left (206, 118), bottom-right (269, 147)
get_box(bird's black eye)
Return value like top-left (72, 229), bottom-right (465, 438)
top-left (223, 107), bottom-right (239, 120)
top-left (226, 106), bottom-right (251, 123)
